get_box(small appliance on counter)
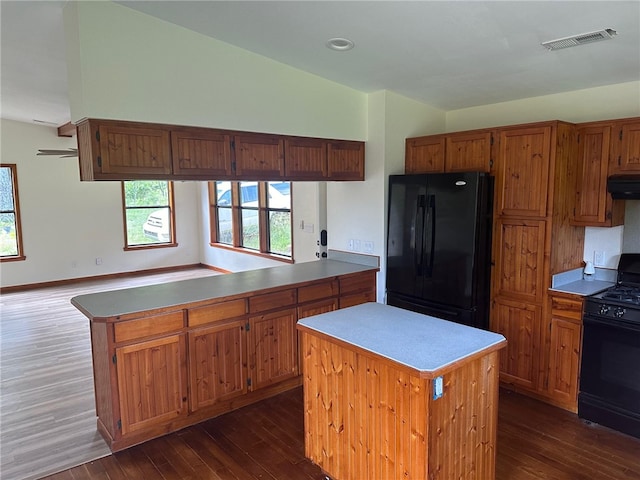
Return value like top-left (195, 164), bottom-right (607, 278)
top-left (583, 261), bottom-right (595, 281)
top-left (579, 253), bottom-right (640, 439)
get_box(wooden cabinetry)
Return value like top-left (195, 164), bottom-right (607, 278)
top-left (327, 140), bottom-right (365, 180)
top-left (490, 121), bottom-right (584, 410)
top-left (544, 293), bottom-right (583, 412)
top-left (610, 118), bottom-right (640, 173)
top-left (83, 267), bottom-right (377, 451)
top-left (76, 118), bottom-right (365, 181)
top-left (572, 123), bottom-right (624, 227)
top-left (171, 129), bottom-right (232, 177)
top-left (405, 129), bottom-right (493, 174)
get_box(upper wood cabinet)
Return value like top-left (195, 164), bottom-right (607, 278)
top-left (405, 130), bottom-right (493, 174)
top-left (495, 126), bottom-right (552, 218)
top-left (234, 134), bottom-right (285, 178)
top-left (609, 117), bottom-right (640, 173)
top-left (327, 140), bottom-right (365, 180)
top-left (405, 135), bottom-right (445, 173)
top-left (572, 123), bottom-right (624, 227)
top-left (76, 118), bottom-right (364, 182)
top-left (77, 119), bottom-right (172, 179)
top-left (284, 137), bottom-right (328, 179)
top-left (171, 129), bottom-right (233, 177)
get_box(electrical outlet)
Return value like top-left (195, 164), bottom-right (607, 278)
top-left (95, 257), bottom-right (102, 265)
top-left (353, 240), bottom-right (361, 252)
top-left (348, 239), bottom-right (355, 251)
top-left (594, 251), bottom-right (605, 267)
top-left (363, 241), bottom-right (374, 254)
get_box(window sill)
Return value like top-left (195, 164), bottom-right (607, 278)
top-left (124, 242), bottom-right (178, 251)
top-left (210, 243), bottom-right (293, 264)
top-left (0, 254), bottom-right (26, 263)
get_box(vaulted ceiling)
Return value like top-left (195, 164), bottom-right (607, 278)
top-left (1, 1), bottom-right (639, 127)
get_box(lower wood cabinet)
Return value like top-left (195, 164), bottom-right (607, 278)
top-left (188, 319), bottom-right (247, 412)
top-left (89, 269), bottom-right (377, 451)
top-left (249, 308), bottom-right (298, 389)
top-left (115, 333), bottom-right (188, 436)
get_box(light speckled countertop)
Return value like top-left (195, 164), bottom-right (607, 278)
top-left (72, 260), bottom-right (378, 320)
top-left (549, 267), bottom-right (615, 296)
top-left (297, 302), bottom-right (506, 377)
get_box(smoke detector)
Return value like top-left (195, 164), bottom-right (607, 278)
top-left (541, 28), bottom-right (617, 51)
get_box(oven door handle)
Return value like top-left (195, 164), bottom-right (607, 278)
top-left (583, 314), bottom-right (640, 333)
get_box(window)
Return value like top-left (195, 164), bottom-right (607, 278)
top-left (0, 164), bottom-right (25, 261)
top-left (209, 181), bottom-right (292, 260)
top-left (122, 180), bottom-right (176, 249)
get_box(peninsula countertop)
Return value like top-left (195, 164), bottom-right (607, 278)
top-left (297, 302), bottom-right (506, 378)
top-left (71, 259), bottom-right (378, 321)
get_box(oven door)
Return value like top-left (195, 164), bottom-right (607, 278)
top-left (580, 314), bottom-right (640, 428)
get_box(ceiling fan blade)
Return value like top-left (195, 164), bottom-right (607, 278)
top-left (37, 148), bottom-right (78, 157)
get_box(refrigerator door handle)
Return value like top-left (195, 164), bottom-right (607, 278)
top-left (425, 194), bottom-right (436, 276)
top-left (415, 195), bottom-right (426, 275)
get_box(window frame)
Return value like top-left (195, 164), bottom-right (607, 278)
top-left (208, 181), bottom-right (293, 263)
top-left (0, 164), bottom-right (25, 262)
top-left (121, 180), bottom-right (177, 250)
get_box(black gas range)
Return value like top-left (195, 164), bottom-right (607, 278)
top-left (579, 253), bottom-right (640, 439)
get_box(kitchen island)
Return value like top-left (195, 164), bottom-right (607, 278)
top-left (297, 302), bottom-right (507, 480)
top-left (71, 259), bottom-right (377, 451)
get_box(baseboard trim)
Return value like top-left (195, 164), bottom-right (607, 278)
top-left (1, 263), bottom-right (229, 294)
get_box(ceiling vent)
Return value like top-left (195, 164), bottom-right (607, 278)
top-left (541, 28), bottom-right (617, 51)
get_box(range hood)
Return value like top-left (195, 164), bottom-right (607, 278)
top-left (607, 174), bottom-right (640, 199)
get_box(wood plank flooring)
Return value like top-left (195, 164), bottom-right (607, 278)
top-left (0, 268), bottom-right (222, 480)
top-left (3, 268), bottom-right (640, 479)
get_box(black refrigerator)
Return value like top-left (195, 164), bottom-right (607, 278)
top-left (386, 172), bottom-right (493, 330)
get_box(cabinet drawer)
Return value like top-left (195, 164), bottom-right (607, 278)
top-left (249, 288), bottom-right (297, 313)
top-left (298, 280), bottom-right (339, 304)
top-left (114, 311), bottom-right (185, 343)
top-left (339, 291), bottom-right (376, 309)
top-left (339, 271), bottom-right (376, 294)
top-left (551, 296), bottom-right (583, 321)
top-left (188, 299), bottom-right (247, 327)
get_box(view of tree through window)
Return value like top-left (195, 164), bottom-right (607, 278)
top-left (0, 164), bottom-right (24, 260)
top-left (209, 181), bottom-right (292, 259)
top-left (122, 180), bottom-right (175, 248)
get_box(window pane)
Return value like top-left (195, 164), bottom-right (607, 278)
top-left (0, 212), bottom-right (18, 256)
top-left (239, 182), bottom-right (259, 206)
top-left (217, 207), bottom-right (233, 245)
top-left (216, 181), bottom-right (232, 206)
top-left (241, 209), bottom-right (259, 250)
top-left (269, 211), bottom-right (291, 256)
top-left (0, 168), bottom-right (15, 211)
top-left (124, 181), bottom-right (169, 207)
top-left (268, 181), bottom-right (290, 209)
top-left (127, 207), bottom-right (165, 246)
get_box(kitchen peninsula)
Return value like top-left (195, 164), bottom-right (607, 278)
top-left (71, 259), bottom-right (377, 451)
top-left (298, 302), bottom-right (507, 480)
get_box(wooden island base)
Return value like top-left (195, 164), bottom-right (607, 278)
top-left (298, 303), bottom-right (506, 480)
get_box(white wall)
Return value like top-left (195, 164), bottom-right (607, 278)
top-left (445, 81), bottom-right (640, 268)
top-left (0, 119), bottom-right (202, 287)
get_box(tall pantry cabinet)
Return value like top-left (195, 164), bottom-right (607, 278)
top-left (490, 121), bottom-right (585, 409)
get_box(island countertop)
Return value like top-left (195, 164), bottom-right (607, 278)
top-left (297, 302), bottom-right (506, 378)
top-left (71, 259), bottom-right (377, 321)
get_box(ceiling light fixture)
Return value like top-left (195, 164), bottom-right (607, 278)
top-left (541, 28), bottom-right (617, 51)
top-left (326, 37), bottom-right (354, 51)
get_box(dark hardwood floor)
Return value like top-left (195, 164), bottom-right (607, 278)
top-left (43, 386), bottom-right (640, 480)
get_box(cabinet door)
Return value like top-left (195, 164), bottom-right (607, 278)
top-left (572, 125), bottom-right (624, 226)
top-left (284, 137), bottom-right (328, 179)
top-left (610, 120), bottom-right (640, 172)
top-left (98, 122), bottom-right (172, 176)
top-left (493, 218), bottom-right (547, 303)
top-left (492, 298), bottom-right (541, 390)
top-left (188, 319), bottom-right (247, 411)
top-left (547, 317), bottom-right (582, 407)
top-left (115, 334), bottom-right (187, 435)
top-left (248, 308), bottom-right (298, 390)
top-left (405, 135), bottom-right (445, 173)
top-left (496, 126), bottom-right (551, 217)
top-left (327, 141), bottom-right (365, 180)
top-left (234, 134), bottom-right (284, 178)
top-left (445, 131), bottom-right (493, 172)
top-left (171, 130), bottom-right (232, 177)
